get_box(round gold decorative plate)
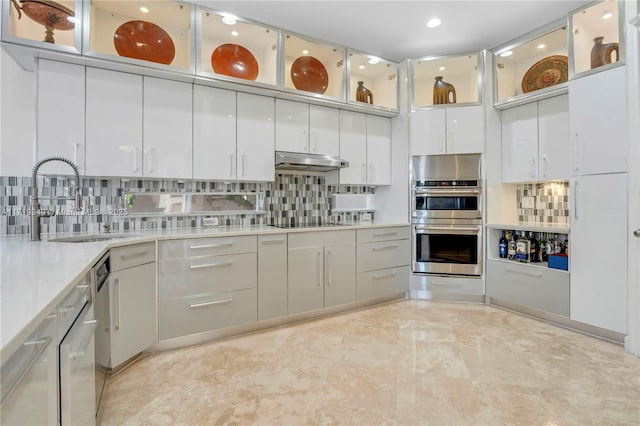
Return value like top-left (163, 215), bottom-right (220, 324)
top-left (521, 55), bottom-right (568, 93)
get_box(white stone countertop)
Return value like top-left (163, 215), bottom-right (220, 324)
top-left (486, 222), bottom-right (570, 234)
top-left (0, 221), bottom-right (408, 358)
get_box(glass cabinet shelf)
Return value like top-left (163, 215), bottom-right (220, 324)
top-left (494, 26), bottom-right (568, 104)
top-left (411, 52), bottom-right (481, 108)
top-left (197, 8), bottom-right (278, 87)
top-left (347, 50), bottom-right (398, 111)
top-left (2, 0), bottom-right (82, 53)
top-left (569, 0), bottom-right (624, 77)
top-left (283, 32), bottom-right (346, 101)
top-left (85, 0), bottom-right (193, 71)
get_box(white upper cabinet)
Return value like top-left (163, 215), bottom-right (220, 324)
top-left (366, 115), bottom-right (391, 185)
top-left (86, 68), bottom-right (143, 177)
top-left (143, 77), bottom-right (193, 179)
top-left (501, 94), bottom-right (569, 183)
top-left (339, 111), bottom-right (367, 184)
top-left (193, 85), bottom-right (237, 180)
top-left (36, 60), bottom-right (85, 175)
top-left (410, 105), bottom-right (483, 156)
top-left (236, 93), bottom-right (275, 182)
top-left (569, 66), bottom-right (627, 176)
top-left (309, 105), bottom-right (339, 156)
top-left (275, 100), bottom-right (340, 156)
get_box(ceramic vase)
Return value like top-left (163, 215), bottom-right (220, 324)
top-left (433, 76), bottom-right (456, 105)
top-left (590, 36), bottom-right (619, 69)
top-left (356, 81), bottom-right (373, 104)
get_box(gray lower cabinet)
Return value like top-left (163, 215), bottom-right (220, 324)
top-left (109, 243), bottom-right (157, 368)
top-left (287, 230), bottom-right (356, 315)
top-left (258, 234), bottom-right (288, 321)
top-left (487, 259), bottom-right (569, 317)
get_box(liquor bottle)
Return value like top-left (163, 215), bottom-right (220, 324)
top-left (540, 232), bottom-right (548, 262)
top-left (507, 231), bottom-right (517, 260)
top-left (545, 233), bottom-right (555, 258)
top-left (516, 231), bottom-right (531, 263)
top-left (499, 230), bottom-right (508, 258)
top-left (529, 232), bottom-right (540, 262)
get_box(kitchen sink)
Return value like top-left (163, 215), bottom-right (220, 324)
top-left (49, 234), bottom-right (134, 243)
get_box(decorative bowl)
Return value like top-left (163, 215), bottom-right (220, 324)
top-left (211, 43), bottom-right (259, 81)
top-left (291, 56), bottom-right (328, 94)
top-left (522, 55), bottom-right (568, 93)
top-left (114, 20), bottom-right (175, 65)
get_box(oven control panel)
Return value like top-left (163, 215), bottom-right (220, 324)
top-left (414, 180), bottom-right (479, 188)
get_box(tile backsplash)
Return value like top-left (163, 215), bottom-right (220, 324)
top-left (0, 174), bottom-right (375, 236)
top-left (516, 182), bottom-right (570, 224)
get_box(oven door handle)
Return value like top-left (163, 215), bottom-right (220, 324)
top-left (415, 226), bottom-right (481, 234)
top-left (413, 189), bottom-right (480, 196)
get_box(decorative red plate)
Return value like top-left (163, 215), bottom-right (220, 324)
top-left (211, 43), bottom-right (259, 81)
top-left (21, 0), bottom-right (75, 31)
top-left (522, 55), bottom-right (568, 93)
top-left (114, 20), bottom-right (175, 65)
top-left (291, 56), bottom-right (329, 94)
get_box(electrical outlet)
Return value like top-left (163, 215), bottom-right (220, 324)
top-left (202, 217), bottom-right (219, 227)
top-left (362, 213), bottom-right (372, 222)
top-left (521, 197), bottom-right (534, 208)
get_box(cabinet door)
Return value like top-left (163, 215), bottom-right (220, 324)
top-left (570, 173), bottom-right (627, 333)
top-left (569, 66), bottom-right (627, 175)
top-left (86, 68), bottom-right (143, 177)
top-left (501, 103), bottom-right (538, 183)
top-left (258, 234), bottom-right (288, 321)
top-left (446, 105), bottom-right (484, 154)
top-left (324, 243), bottom-right (356, 308)
top-left (288, 246), bottom-right (324, 315)
top-left (237, 93), bottom-right (275, 181)
top-left (366, 115), bottom-right (391, 185)
top-left (143, 77), bottom-right (192, 179)
top-left (275, 99), bottom-right (309, 153)
top-left (538, 95), bottom-right (569, 181)
top-left (309, 105), bottom-right (340, 156)
top-left (110, 262), bottom-right (157, 368)
top-left (193, 86), bottom-right (237, 180)
top-left (339, 111), bottom-right (367, 184)
top-left (410, 108), bottom-right (446, 155)
top-left (36, 60), bottom-right (85, 175)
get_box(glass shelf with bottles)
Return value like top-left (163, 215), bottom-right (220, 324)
top-left (196, 8), bottom-right (278, 87)
top-left (493, 25), bottom-right (568, 106)
top-left (282, 32), bottom-right (346, 101)
top-left (347, 50), bottom-right (398, 112)
top-left (569, 0), bottom-right (624, 77)
top-left (410, 51), bottom-right (482, 109)
top-left (2, 0), bottom-right (82, 53)
top-left (84, 0), bottom-right (193, 71)
top-left (489, 228), bottom-right (569, 271)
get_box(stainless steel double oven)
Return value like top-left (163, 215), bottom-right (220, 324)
top-left (411, 154), bottom-right (483, 277)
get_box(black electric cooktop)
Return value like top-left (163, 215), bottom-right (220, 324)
top-left (270, 222), bottom-right (353, 229)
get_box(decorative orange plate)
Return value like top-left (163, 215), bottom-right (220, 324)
top-left (522, 55), bottom-right (568, 93)
top-left (211, 43), bottom-right (259, 81)
top-left (291, 56), bottom-right (328, 94)
top-left (21, 0), bottom-right (75, 31)
top-left (114, 20), bottom-right (175, 65)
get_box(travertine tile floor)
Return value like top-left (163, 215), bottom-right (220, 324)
top-left (102, 300), bottom-right (640, 425)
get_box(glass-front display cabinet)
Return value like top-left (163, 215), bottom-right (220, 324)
top-left (347, 50), bottom-right (398, 111)
top-left (283, 32), bottom-right (346, 101)
top-left (493, 25), bottom-right (568, 105)
top-left (84, 0), bottom-right (193, 71)
top-left (410, 52), bottom-right (482, 108)
top-left (197, 8), bottom-right (278, 87)
top-left (569, 0), bottom-right (624, 76)
top-left (2, 0), bottom-right (82, 53)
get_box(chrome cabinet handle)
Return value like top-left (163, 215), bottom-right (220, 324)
top-left (447, 133), bottom-right (453, 151)
top-left (73, 142), bottom-right (79, 164)
top-left (573, 132), bottom-right (579, 173)
top-left (241, 155), bottom-right (246, 177)
top-left (506, 267), bottom-right (543, 278)
top-left (189, 260), bottom-right (232, 270)
top-left (431, 281), bottom-right (464, 287)
top-left (372, 244), bottom-right (398, 251)
top-left (312, 130), bottom-right (318, 152)
top-left (530, 158), bottom-right (536, 179)
top-left (189, 242), bottom-right (232, 249)
top-left (542, 155), bottom-right (548, 179)
top-left (230, 153), bottom-right (234, 177)
top-left (71, 319), bottom-right (99, 359)
top-left (133, 147), bottom-right (138, 172)
top-left (1, 337), bottom-right (52, 405)
top-left (121, 249), bottom-right (148, 259)
top-left (573, 181), bottom-right (579, 220)
top-left (59, 284), bottom-right (90, 312)
top-left (326, 250), bottom-right (332, 286)
top-left (361, 164), bottom-right (366, 183)
top-left (261, 238), bottom-right (285, 244)
top-left (372, 231), bottom-right (397, 237)
top-left (189, 298), bottom-right (232, 309)
top-left (373, 271), bottom-right (397, 280)
top-left (113, 277), bottom-right (120, 331)
top-left (147, 148), bottom-right (153, 173)
top-left (369, 164), bottom-right (374, 183)
top-left (634, 229), bottom-right (640, 238)
top-left (302, 129), bottom-right (308, 152)
top-left (316, 251), bottom-right (322, 286)
top-left (439, 132), bottom-right (445, 153)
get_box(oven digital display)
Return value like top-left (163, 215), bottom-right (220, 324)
top-left (415, 196), bottom-right (478, 211)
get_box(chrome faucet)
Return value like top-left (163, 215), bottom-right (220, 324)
top-left (30, 156), bottom-right (82, 241)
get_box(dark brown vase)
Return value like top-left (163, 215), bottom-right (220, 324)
top-left (590, 36), bottom-right (619, 69)
top-left (355, 81), bottom-right (373, 104)
top-left (433, 76), bottom-right (456, 105)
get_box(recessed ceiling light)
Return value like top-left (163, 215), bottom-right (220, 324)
top-left (222, 14), bottom-right (237, 25)
top-left (359, 65), bottom-right (365, 69)
top-left (302, 49), bottom-right (309, 55)
top-left (426, 18), bottom-right (441, 28)
top-left (537, 43), bottom-right (546, 49)
top-left (368, 57), bottom-right (380, 65)
top-left (500, 50), bottom-right (513, 57)
top-left (602, 10), bottom-right (613, 19)
top-left (439, 66), bottom-right (446, 71)
top-left (231, 31), bottom-right (239, 37)
top-left (139, 6), bottom-right (149, 13)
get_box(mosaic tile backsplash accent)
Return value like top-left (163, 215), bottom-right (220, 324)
top-left (516, 182), bottom-right (570, 224)
top-left (0, 174), bottom-right (375, 236)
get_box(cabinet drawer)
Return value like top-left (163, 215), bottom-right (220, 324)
top-left (357, 239), bottom-right (410, 272)
top-left (158, 288), bottom-right (257, 340)
top-left (357, 266), bottom-right (409, 301)
top-left (487, 259), bottom-right (569, 317)
top-left (412, 274), bottom-right (484, 295)
top-left (357, 226), bottom-right (409, 243)
top-left (288, 230), bottom-right (355, 249)
top-left (159, 253), bottom-right (257, 300)
top-left (111, 242), bottom-right (155, 271)
top-left (57, 276), bottom-right (91, 340)
top-left (158, 235), bottom-right (256, 260)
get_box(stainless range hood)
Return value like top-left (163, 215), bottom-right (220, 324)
top-left (275, 151), bottom-right (349, 172)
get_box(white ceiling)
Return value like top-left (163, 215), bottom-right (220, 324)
top-left (192, 0), bottom-right (592, 62)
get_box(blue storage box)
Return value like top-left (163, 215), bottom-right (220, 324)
top-left (548, 254), bottom-right (569, 271)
